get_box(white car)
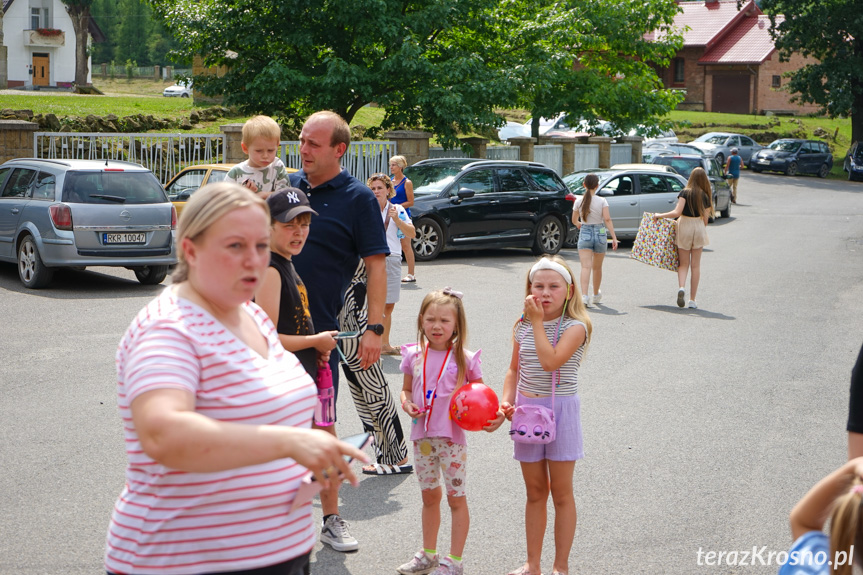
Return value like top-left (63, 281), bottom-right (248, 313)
top-left (498, 114), bottom-right (575, 141)
top-left (163, 82), bottom-right (193, 98)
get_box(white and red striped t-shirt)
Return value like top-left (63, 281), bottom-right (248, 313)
top-left (105, 288), bottom-right (318, 575)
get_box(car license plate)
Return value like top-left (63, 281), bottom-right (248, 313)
top-left (758, 159), bottom-right (770, 164)
top-left (103, 233), bottom-right (146, 244)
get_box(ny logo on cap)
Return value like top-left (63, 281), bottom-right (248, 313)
top-left (285, 191), bottom-right (300, 203)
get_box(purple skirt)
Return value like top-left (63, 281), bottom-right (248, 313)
top-left (512, 392), bottom-right (583, 462)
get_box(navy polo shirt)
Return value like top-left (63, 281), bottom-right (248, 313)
top-left (290, 169), bottom-right (389, 332)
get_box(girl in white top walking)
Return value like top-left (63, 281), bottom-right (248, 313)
top-left (571, 174), bottom-right (618, 307)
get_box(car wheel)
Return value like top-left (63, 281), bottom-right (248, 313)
top-left (181, 93), bottom-right (190, 98)
top-left (17, 235), bottom-right (54, 289)
top-left (715, 153), bottom-right (725, 165)
top-left (531, 215), bottom-right (564, 256)
top-left (564, 226), bottom-right (579, 249)
top-left (412, 219), bottom-right (444, 262)
top-left (134, 265), bottom-right (169, 285)
top-left (817, 164), bottom-right (830, 178)
top-left (786, 161), bottom-right (798, 176)
top-left (850, 171), bottom-right (861, 182)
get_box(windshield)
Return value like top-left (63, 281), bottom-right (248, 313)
top-left (653, 157), bottom-right (701, 178)
top-left (562, 172), bottom-right (612, 195)
top-left (768, 140), bottom-right (801, 152)
top-left (62, 171), bottom-right (167, 204)
top-left (404, 165), bottom-right (464, 195)
top-left (694, 134), bottom-right (728, 145)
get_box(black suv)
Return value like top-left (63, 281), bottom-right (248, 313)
top-left (404, 159), bottom-right (574, 261)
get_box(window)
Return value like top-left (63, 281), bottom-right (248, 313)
top-left (527, 169), bottom-right (564, 192)
top-left (664, 177), bottom-right (685, 193)
top-left (208, 170), bottom-right (228, 184)
top-left (454, 169), bottom-right (495, 195)
top-left (2, 169), bottom-right (37, 198)
top-left (672, 58), bottom-right (685, 84)
top-left (165, 169), bottom-right (206, 201)
top-left (601, 176), bottom-right (634, 196)
top-left (31, 8), bottom-right (40, 29)
top-left (31, 172), bottom-right (56, 200)
top-left (638, 174), bottom-right (668, 194)
top-left (772, 75), bottom-right (781, 88)
top-left (497, 168), bottom-right (532, 193)
top-left (740, 136), bottom-right (755, 147)
top-left (727, 136), bottom-right (740, 147)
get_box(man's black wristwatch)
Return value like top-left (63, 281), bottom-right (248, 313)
top-left (365, 324), bottom-right (384, 336)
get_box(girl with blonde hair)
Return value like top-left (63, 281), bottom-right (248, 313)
top-left (654, 166), bottom-right (714, 309)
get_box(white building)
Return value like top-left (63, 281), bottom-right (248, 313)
top-left (1, 0), bottom-right (104, 88)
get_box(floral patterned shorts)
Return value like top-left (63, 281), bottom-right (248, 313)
top-left (413, 437), bottom-right (467, 497)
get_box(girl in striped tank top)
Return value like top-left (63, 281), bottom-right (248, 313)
top-left (499, 255), bottom-right (592, 575)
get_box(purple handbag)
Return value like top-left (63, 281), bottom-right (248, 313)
top-left (509, 319), bottom-right (561, 445)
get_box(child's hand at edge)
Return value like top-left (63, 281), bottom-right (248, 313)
top-left (499, 401), bottom-right (516, 421)
top-left (313, 331), bottom-right (338, 354)
top-left (402, 401), bottom-right (424, 418)
top-left (483, 409), bottom-right (507, 432)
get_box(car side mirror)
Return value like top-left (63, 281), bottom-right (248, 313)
top-left (451, 188), bottom-right (475, 203)
top-left (597, 189), bottom-right (613, 197)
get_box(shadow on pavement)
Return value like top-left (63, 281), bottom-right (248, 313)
top-left (641, 304), bottom-right (735, 320)
top-left (0, 263), bottom-right (165, 300)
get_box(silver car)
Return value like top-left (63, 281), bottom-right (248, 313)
top-left (562, 167), bottom-right (689, 245)
top-left (0, 158), bottom-right (177, 288)
top-left (688, 132), bottom-right (763, 166)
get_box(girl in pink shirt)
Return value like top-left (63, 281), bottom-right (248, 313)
top-left (396, 288), bottom-right (500, 575)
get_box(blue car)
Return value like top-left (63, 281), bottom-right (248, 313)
top-left (750, 139), bottom-right (833, 178)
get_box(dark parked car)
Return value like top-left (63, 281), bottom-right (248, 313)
top-left (750, 139), bottom-right (833, 177)
top-left (650, 155), bottom-right (732, 218)
top-left (0, 158), bottom-right (177, 288)
top-left (562, 166), bottom-right (689, 246)
top-left (843, 141), bottom-right (863, 182)
top-left (403, 159), bottom-right (575, 261)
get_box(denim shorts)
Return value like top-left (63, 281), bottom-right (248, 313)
top-left (576, 224), bottom-right (608, 253)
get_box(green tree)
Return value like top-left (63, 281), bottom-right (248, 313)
top-left (147, 0), bottom-right (682, 147)
top-left (486, 0), bottom-right (684, 137)
top-left (761, 0), bottom-right (863, 141)
top-left (60, 0), bottom-right (94, 85)
top-left (90, 0), bottom-right (118, 64)
top-left (116, 0), bottom-right (150, 65)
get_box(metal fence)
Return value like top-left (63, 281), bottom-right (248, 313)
top-left (428, 147), bottom-right (468, 159)
top-left (486, 146), bottom-right (520, 161)
top-left (534, 145), bottom-right (564, 175)
top-left (573, 145), bottom-right (600, 172)
top-left (610, 144), bottom-right (633, 166)
top-left (281, 141), bottom-right (396, 183)
top-left (34, 133), bottom-right (224, 185)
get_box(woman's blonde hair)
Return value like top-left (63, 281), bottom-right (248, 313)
top-left (416, 289), bottom-right (469, 388)
top-left (518, 255), bottom-right (592, 345)
top-left (173, 182), bottom-right (269, 283)
top-left (829, 483), bottom-right (863, 575)
top-left (368, 173), bottom-right (395, 199)
top-left (684, 167), bottom-right (714, 219)
top-left (390, 155), bottom-right (408, 170)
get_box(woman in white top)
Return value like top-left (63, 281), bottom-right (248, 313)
top-left (571, 173), bottom-right (618, 307)
top-left (368, 173), bottom-right (415, 355)
top-left (106, 182), bottom-right (367, 575)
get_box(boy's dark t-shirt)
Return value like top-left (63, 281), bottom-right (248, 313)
top-left (269, 251), bottom-right (318, 379)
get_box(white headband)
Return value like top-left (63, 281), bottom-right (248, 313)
top-left (529, 258), bottom-right (572, 285)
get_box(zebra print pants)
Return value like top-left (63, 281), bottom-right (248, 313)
top-left (338, 262), bottom-right (408, 466)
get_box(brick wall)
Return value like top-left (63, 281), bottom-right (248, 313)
top-left (657, 47), bottom-right (707, 111)
top-left (756, 52), bottom-right (821, 115)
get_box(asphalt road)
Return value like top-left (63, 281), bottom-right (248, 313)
top-left (1, 171), bottom-right (862, 575)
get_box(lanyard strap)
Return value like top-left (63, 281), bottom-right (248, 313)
top-left (421, 344), bottom-right (452, 432)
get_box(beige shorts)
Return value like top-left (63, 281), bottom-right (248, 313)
top-left (676, 216), bottom-right (709, 250)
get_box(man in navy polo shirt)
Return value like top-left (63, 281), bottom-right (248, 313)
top-left (289, 110), bottom-right (388, 553)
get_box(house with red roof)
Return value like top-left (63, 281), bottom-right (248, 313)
top-left (651, 0), bottom-right (819, 115)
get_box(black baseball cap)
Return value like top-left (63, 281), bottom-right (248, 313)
top-left (267, 188), bottom-right (318, 223)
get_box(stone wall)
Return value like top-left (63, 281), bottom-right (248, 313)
top-left (0, 120), bottom-right (39, 164)
top-left (0, 107), bottom-right (232, 133)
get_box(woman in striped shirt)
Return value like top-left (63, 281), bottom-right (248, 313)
top-left (105, 182), bottom-right (367, 575)
top-left (499, 256), bottom-right (592, 575)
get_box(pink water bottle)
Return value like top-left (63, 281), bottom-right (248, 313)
top-left (314, 363), bottom-right (335, 426)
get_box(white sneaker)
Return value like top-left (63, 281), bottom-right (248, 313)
top-left (591, 291), bottom-right (602, 305)
top-left (687, 300), bottom-right (698, 309)
top-left (677, 288), bottom-right (685, 308)
top-left (321, 515), bottom-right (359, 552)
top-left (582, 294), bottom-right (591, 308)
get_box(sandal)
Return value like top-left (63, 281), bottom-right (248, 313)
top-left (381, 346), bottom-right (402, 356)
top-left (507, 566), bottom-right (543, 575)
top-left (361, 462), bottom-right (414, 475)
top-left (401, 274), bottom-right (416, 283)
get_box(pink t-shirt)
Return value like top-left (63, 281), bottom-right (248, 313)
top-left (105, 288), bottom-right (317, 575)
top-left (399, 344), bottom-right (482, 445)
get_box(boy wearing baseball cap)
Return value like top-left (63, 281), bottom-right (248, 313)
top-left (256, 188), bottom-right (338, 379)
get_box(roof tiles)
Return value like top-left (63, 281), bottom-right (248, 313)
top-left (699, 15), bottom-right (780, 64)
top-left (672, 0), bottom-right (760, 47)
